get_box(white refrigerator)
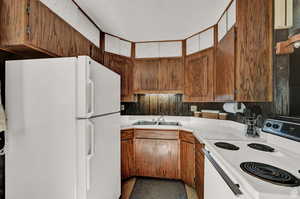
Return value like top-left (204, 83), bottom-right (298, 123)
top-left (5, 56), bottom-right (121, 199)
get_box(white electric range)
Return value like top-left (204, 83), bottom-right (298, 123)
top-left (202, 117), bottom-right (300, 199)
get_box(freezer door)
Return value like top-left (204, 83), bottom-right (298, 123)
top-left (77, 113), bottom-right (121, 199)
top-left (77, 56), bottom-right (120, 118)
top-left (5, 58), bottom-right (78, 199)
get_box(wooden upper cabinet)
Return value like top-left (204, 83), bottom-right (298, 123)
top-left (215, 27), bottom-right (236, 102)
top-left (159, 58), bottom-right (184, 93)
top-left (184, 48), bottom-right (214, 102)
top-left (104, 52), bottom-right (136, 102)
top-left (133, 58), bottom-right (184, 93)
top-left (133, 59), bottom-right (160, 92)
top-left (0, 0), bottom-right (100, 60)
top-left (236, 0), bottom-right (273, 102)
top-left (121, 57), bottom-right (136, 102)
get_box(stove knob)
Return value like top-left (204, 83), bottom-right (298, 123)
top-left (272, 124), bottom-right (280, 129)
top-left (265, 122), bottom-right (272, 128)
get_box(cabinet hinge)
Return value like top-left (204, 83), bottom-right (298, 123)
top-left (26, 26), bottom-right (31, 35)
top-left (234, 89), bottom-right (238, 94)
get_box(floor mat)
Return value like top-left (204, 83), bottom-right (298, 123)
top-left (130, 178), bottom-right (188, 199)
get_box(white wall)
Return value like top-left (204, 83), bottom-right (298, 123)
top-left (135, 41), bottom-right (182, 58)
top-left (186, 27), bottom-right (214, 55)
top-left (39, 0), bottom-right (100, 47)
top-left (105, 34), bottom-right (132, 57)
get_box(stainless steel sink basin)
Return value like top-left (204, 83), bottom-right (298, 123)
top-left (158, 121), bottom-right (181, 126)
top-left (133, 120), bottom-right (181, 126)
top-left (133, 121), bottom-right (157, 125)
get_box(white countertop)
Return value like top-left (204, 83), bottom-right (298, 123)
top-left (121, 115), bottom-right (265, 142)
top-left (121, 115), bottom-right (300, 199)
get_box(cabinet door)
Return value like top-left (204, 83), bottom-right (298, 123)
top-left (236, 0), bottom-right (273, 101)
top-left (180, 141), bottom-right (195, 187)
top-left (133, 59), bottom-right (160, 92)
top-left (159, 58), bottom-right (184, 93)
top-left (121, 139), bottom-right (134, 180)
top-left (121, 58), bottom-right (136, 102)
top-left (135, 139), bottom-right (179, 179)
top-left (195, 140), bottom-right (205, 199)
top-left (28, 0), bottom-right (77, 57)
top-left (184, 48), bottom-right (214, 102)
top-left (215, 27), bottom-right (236, 102)
top-left (274, 0), bottom-right (293, 29)
top-left (103, 52), bottom-right (122, 74)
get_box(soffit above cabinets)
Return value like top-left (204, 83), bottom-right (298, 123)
top-left (73, 0), bottom-right (230, 42)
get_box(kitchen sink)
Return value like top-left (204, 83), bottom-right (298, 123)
top-left (158, 121), bottom-right (181, 126)
top-left (132, 120), bottom-right (181, 126)
top-left (133, 121), bottom-right (157, 125)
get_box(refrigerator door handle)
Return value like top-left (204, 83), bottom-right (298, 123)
top-left (86, 120), bottom-right (95, 191)
top-left (87, 79), bottom-right (95, 117)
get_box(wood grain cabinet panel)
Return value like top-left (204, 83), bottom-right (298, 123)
top-left (104, 52), bottom-right (136, 101)
top-left (121, 129), bottom-right (134, 180)
top-left (0, 0), bottom-right (102, 62)
top-left (133, 57), bottom-right (184, 94)
top-left (121, 139), bottom-right (134, 180)
top-left (121, 57), bottom-right (136, 102)
top-left (134, 59), bottom-right (160, 92)
top-left (195, 139), bottom-right (205, 199)
top-left (236, 0), bottom-right (273, 102)
top-left (184, 48), bottom-right (214, 102)
top-left (180, 141), bottom-right (195, 187)
top-left (215, 27), bottom-right (236, 102)
top-left (159, 58), bottom-right (184, 93)
top-left (135, 139), bottom-right (180, 179)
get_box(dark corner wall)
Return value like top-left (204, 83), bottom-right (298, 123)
top-left (0, 53), bottom-right (7, 199)
top-left (0, 51), bottom-right (20, 199)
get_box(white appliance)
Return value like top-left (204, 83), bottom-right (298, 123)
top-left (5, 56), bottom-right (121, 199)
top-left (202, 117), bottom-right (300, 199)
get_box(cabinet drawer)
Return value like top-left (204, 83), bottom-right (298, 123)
top-left (121, 129), bottom-right (134, 140)
top-left (180, 131), bottom-right (195, 143)
top-left (135, 129), bottom-right (179, 140)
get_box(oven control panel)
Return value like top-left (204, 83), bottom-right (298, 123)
top-left (263, 119), bottom-right (300, 142)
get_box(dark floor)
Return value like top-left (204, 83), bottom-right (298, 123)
top-left (130, 178), bottom-right (188, 199)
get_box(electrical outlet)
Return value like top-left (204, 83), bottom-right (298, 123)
top-left (121, 105), bottom-right (125, 111)
top-left (190, 105), bottom-right (197, 112)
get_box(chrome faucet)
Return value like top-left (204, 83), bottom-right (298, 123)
top-left (157, 115), bottom-right (165, 122)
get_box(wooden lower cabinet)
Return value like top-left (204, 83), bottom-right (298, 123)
top-left (121, 130), bottom-right (135, 180)
top-left (195, 139), bottom-right (205, 199)
top-left (121, 139), bottom-right (134, 180)
top-left (180, 141), bottom-right (195, 187)
top-left (121, 129), bottom-right (204, 198)
top-left (135, 138), bottom-right (180, 179)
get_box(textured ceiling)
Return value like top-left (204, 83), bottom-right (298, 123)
top-left (74, 0), bottom-right (230, 42)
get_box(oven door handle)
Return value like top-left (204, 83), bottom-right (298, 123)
top-left (203, 148), bottom-right (243, 196)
